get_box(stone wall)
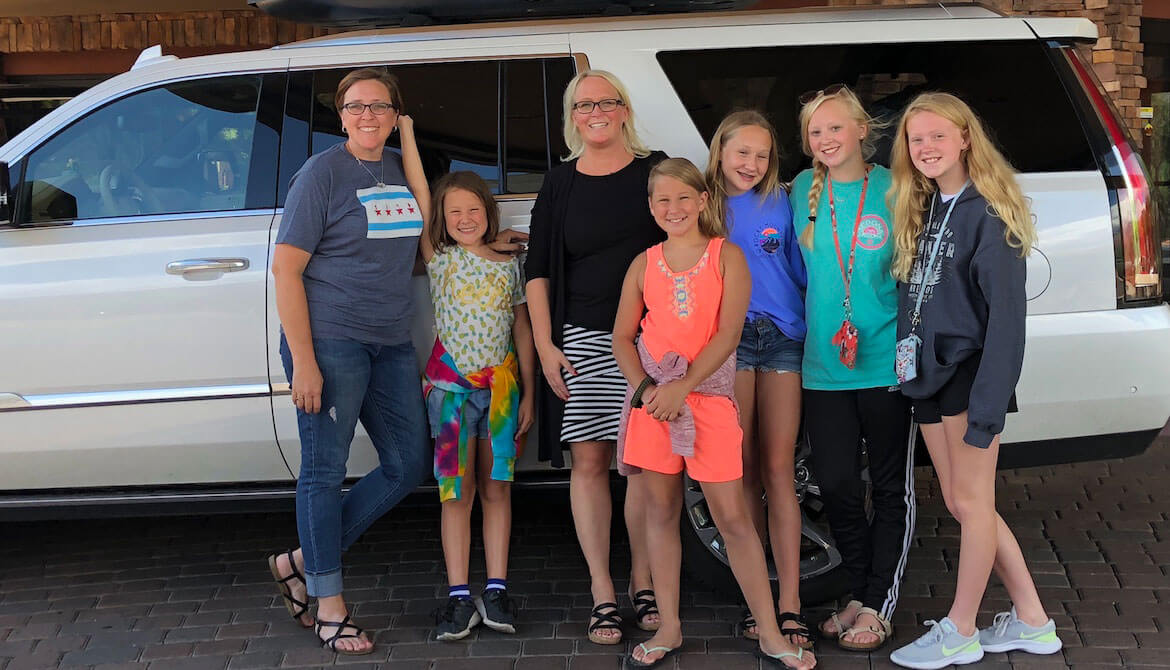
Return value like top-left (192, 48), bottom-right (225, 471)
top-left (829, 0), bottom-right (1146, 144)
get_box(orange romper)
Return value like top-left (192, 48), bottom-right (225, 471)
top-left (622, 237), bottom-right (744, 483)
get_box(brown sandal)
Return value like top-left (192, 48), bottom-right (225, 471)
top-left (838, 606), bottom-right (892, 651)
top-left (818, 599), bottom-right (862, 639)
top-left (267, 550), bottom-right (312, 628)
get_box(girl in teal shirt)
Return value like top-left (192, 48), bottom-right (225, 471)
top-left (789, 85), bottom-right (914, 653)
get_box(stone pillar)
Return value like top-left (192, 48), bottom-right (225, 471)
top-left (828, 0), bottom-right (1146, 145)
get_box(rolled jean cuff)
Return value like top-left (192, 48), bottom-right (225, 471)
top-left (305, 568), bottom-right (343, 598)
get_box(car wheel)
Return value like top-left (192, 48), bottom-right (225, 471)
top-left (679, 443), bottom-right (862, 606)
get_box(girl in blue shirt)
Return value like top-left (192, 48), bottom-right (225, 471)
top-left (704, 110), bottom-right (811, 651)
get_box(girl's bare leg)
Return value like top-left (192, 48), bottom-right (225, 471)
top-left (441, 437), bottom-right (479, 588)
top-left (757, 371), bottom-right (805, 640)
top-left (628, 471), bottom-right (684, 665)
top-left (475, 435), bottom-right (510, 582)
top-left (702, 480), bottom-right (816, 669)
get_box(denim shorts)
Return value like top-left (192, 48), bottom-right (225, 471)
top-left (426, 386), bottom-right (492, 440)
top-left (736, 317), bottom-right (803, 373)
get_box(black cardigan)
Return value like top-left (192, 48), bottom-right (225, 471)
top-left (524, 152), bottom-right (667, 466)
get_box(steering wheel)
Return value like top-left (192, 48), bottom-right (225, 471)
top-left (99, 162), bottom-right (162, 216)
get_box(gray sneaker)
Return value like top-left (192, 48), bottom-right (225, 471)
top-left (978, 607), bottom-right (1062, 655)
top-left (890, 617), bottom-right (983, 670)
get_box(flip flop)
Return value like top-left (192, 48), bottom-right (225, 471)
top-left (625, 642), bottom-right (679, 668)
top-left (756, 645), bottom-right (811, 669)
top-left (267, 550), bottom-right (311, 628)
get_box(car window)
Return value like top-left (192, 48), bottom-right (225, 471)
top-left (306, 58), bottom-right (573, 196)
top-left (658, 41), bottom-right (1095, 179)
top-left (21, 75), bottom-right (264, 224)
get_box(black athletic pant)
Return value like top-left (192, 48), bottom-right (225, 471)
top-left (804, 386), bottom-right (916, 621)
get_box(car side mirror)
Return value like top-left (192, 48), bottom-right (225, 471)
top-left (0, 162), bottom-right (11, 225)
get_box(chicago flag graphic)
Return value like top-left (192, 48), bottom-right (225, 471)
top-left (358, 184), bottom-right (423, 239)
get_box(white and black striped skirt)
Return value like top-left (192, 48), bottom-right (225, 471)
top-left (560, 324), bottom-right (627, 443)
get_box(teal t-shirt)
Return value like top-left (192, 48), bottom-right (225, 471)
top-left (791, 165), bottom-right (898, 391)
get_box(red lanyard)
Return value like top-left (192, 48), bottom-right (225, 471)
top-left (827, 169), bottom-right (869, 320)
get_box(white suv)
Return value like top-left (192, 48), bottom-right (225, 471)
top-left (1, 4), bottom-right (1167, 600)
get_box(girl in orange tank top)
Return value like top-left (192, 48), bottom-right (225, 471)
top-left (611, 158), bottom-right (816, 670)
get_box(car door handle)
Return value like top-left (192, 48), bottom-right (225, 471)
top-left (166, 258), bottom-right (250, 275)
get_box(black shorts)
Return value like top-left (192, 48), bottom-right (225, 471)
top-left (911, 353), bottom-right (1018, 424)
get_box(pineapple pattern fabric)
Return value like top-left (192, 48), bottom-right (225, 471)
top-left (426, 245), bottom-right (526, 375)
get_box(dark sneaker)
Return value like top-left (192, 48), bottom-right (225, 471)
top-left (434, 596), bottom-right (481, 641)
top-left (475, 589), bottom-right (517, 634)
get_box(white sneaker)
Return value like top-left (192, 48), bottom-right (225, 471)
top-left (978, 607), bottom-right (1062, 655)
top-left (890, 617), bottom-right (983, 670)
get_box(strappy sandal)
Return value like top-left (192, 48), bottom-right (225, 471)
top-left (818, 599), bottom-right (862, 640)
top-left (739, 607), bottom-right (759, 641)
top-left (628, 588), bottom-right (660, 632)
top-left (778, 611), bottom-right (814, 650)
top-left (315, 615), bottom-right (374, 656)
top-left (586, 602), bottom-right (623, 645)
top-left (267, 550), bottom-right (311, 628)
top-left (838, 606), bottom-right (892, 651)
top-left (625, 642), bottom-right (679, 668)
top-left (756, 645), bottom-right (813, 669)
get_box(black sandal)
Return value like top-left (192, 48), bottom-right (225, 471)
top-left (586, 602), bottom-right (623, 645)
top-left (779, 611), bottom-right (814, 650)
top-left (267, 550), bottom-right (311, 627)
top-left (315, 614), bottom-right (374, 656)
top-left (739, 607), bottom-right (759, 641)
top-left (629, 588), bottom-right (660, 632)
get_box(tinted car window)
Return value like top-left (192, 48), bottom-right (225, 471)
top-left (658, 41), bottom-right (1095, 179)
top-left (307, 58), bottom-right (574, 196)
top-left (22, 76), bottom-right (263, 223)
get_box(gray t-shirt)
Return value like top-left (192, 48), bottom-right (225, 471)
top-left (276, 142), bottom-right (422, 345)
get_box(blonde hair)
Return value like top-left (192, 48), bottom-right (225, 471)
top-left (797, 85), bottom-right (886, 248)
top-left (561, 69), bottom-right (651, 161)
top-left (703, 110), bottom-right (784, 233)
top-left (649, 157), bottom-right (724, 239)
top-left (890, 92), bottom-right (1035, 281)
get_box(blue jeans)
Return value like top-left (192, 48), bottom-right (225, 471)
top-left (280, 334), bottom-right (429, 598)
top-left (736, 316), bottom-right (804, 373)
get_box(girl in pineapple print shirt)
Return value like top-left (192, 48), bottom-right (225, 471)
top-left (420, 171), bottom-right (537, 642)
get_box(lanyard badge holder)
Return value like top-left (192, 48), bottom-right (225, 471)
top-left (828, 171), bottom-right (869, 369)
top-left (895, 182), bottom-right (969, 383)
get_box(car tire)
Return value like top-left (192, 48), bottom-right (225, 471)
top-left (679, 444), bottom-right (864, 606)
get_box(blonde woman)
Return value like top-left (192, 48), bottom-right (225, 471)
top-left (789, 85), bottom-right (914, 652)
top-left (524, 69), bottom-right (665, 644)
top-left (888, 92), bottom-right (1058, 670)
top-left (704, 111), bottom-right (811, 649)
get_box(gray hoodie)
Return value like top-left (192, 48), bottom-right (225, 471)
top-left (896, 188), bottom-right (1026, 448)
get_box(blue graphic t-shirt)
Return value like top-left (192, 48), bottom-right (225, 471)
top-left (276, 143), bottom-right (423, 345)
top-left (726, 189), bottom-right (807, 340)
top-left (791, 165), bottom-right (898, 391)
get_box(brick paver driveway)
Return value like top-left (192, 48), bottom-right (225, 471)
top-left (1, 431), bottom-right (1167, 669)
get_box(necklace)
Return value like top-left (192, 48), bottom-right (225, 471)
top-left (346, 143), bottom-right (385, 187)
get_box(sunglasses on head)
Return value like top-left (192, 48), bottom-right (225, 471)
top-left (799, 83), bottom-right (848, 105)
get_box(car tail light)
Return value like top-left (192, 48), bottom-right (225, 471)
top-left (1062, 47), bottom-right (1163, 303)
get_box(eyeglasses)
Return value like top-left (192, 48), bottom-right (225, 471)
top-left (572, 98), bottom-right (624, 114)
top-left (342, 102), bottom-right (398, 116)
top-left (798, 83), bottom-right (848, 105)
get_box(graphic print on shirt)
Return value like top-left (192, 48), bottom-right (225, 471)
top-left (758, 226), bottom-right (782, 255)
top-left (359, 184), bottom-right (423, 239)
top-left (856, 214), bottom-right (889, 251)
top-left (656, 248), bottom-right (710, 320)
top-left (906, 218), bottom-right (955, 308)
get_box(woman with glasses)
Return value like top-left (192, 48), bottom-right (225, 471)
top-left (265, 67), bottom-right (431, 656)
top-left (525, 69), bottom-right (666, 645)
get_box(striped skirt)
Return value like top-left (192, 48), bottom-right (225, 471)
top-left (560, 324), bottom-right (627, 443)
